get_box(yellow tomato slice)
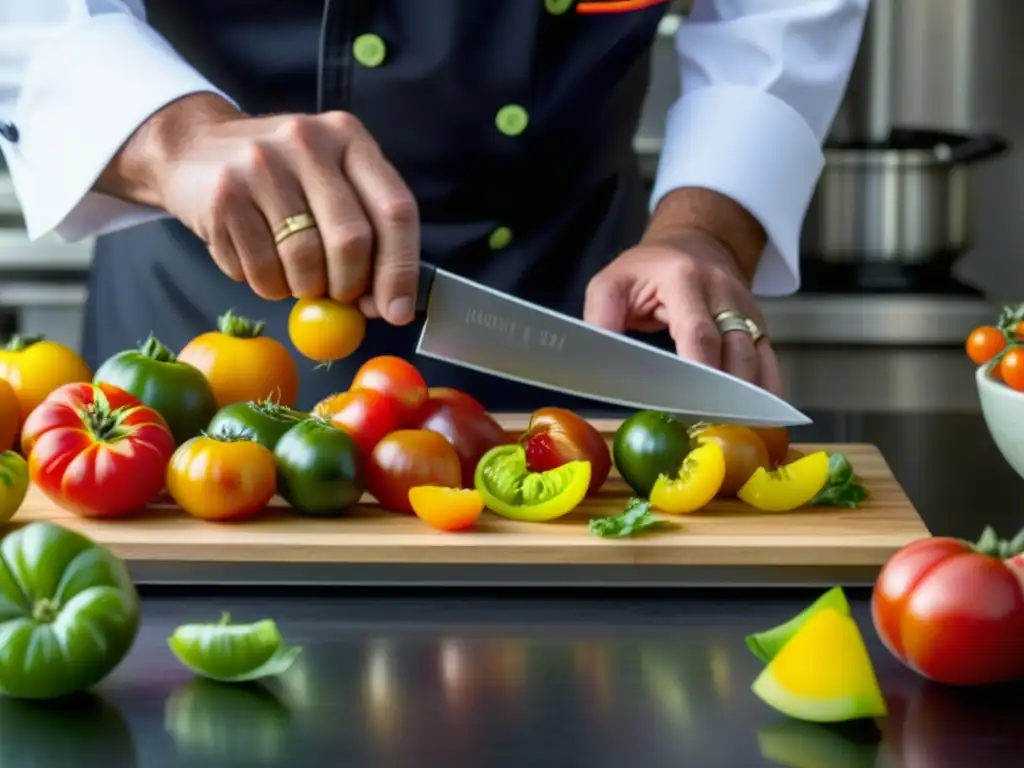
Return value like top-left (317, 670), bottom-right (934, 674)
top-left (737, 451), bottom-right (830, 512)
top-left (408, 486), bottom-right (484, 531)
top-left (649, 439), bottom-right (725, 514)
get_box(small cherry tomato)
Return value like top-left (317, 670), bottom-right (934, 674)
top-left (750, 426), bottom-right (790, 467)
top-left (366, 430), bottom-right (462, 513)
top-left (0, 335), bottom-right (92, 423)
top-left (288, 299), bottom-right (366, 363)
top-left (412, 401), bottom-right (508, 488)
top-left (351, 356), bottom-right (428, 423)
top-left (693, 424), bottom-right (771, 497)
top-left (408, 486), bottom-right (484, 531)
top-left (966, 325), bottom-right (1006, 365)
top-left (166, 434), bottom-right (277, 522)
top-left (520, 407), bottom-right (611, 495)
top-left (318, 388), bottom-right (406, 456)
top-left (999, 347), bottom-right (1024, 391)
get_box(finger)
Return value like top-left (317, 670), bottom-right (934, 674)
top-left (227, 199), bottom-right (290, 300)
top-left (583, 270), bottom-right (631, 333)
top-left (660, 278), bottom-right (721, 367)
top-left (248, 149), bottom-right (328, 299)
top-left (345, 138), bottom-right (420, 325)
top-left (755, 339), bottom-right (785, 395)
top-left (207, 224), bottom-right (245, 282)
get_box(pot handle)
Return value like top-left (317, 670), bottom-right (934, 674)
top-left (936, 133), bottom-right (1009, 165)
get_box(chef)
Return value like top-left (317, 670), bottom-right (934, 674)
top-left (0, 0), bottom-right (867, 410)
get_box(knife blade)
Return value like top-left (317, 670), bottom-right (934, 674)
top-left (412, 263), bottom-right (811, 427)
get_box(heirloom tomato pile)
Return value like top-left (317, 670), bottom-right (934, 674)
top-left (0, 302), bottom-right (866, 532)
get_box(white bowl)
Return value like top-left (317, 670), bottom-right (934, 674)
top-left (977, 363), bottom-right (1024, 479)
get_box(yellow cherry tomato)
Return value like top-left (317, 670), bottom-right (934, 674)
top-left (0, 335), bottom-right (91, 423)
top-left (737, 450), bottom-right (831, 512)
top-left (649, 439), bottom-right (726, 514)
top-left (288, 299), bottom-right (365, 363)
top-left (408, 486), bottom-right (485, 532)
top-left (0, 450), bottom-right (29, 523)
top-left (179, 310), bottom-right (300, 408)
top-left (166, 434), bottom-right (277, 522)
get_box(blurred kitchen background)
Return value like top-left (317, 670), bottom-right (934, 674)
top-left (2, 0), bottom-right (1021, 413)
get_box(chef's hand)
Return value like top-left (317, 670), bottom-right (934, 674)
top-left (583, 229), bottom-right (783, 394)
top-left (98, 93), bottom-right (420, 325)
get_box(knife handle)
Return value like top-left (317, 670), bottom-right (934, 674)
top-left (415, 261), bottom-right (437, 315)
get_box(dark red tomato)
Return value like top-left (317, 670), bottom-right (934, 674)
top-left (872, 529), bottom-right (1024, 686)
top-left (350, 356), bottom-right (428, 423)
top-left (411, 401), bottom-right (508, 488)
top-left (424, 387), bottom-right (486, 416)
top-left (520, 407), bottom-right (611, 495)
top-left (26, 382), bottom-right (175, 518)
top-left (324, 388), bottom-right (405, 456)
top-left (366, 429), bottom-right (462, 513)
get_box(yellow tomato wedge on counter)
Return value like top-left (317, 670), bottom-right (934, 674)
top-left (737, 451), bottom-right (830, 512)
top-left (751, 607), bottom-right (887, 723)
top-left (409, 486), bottom-right (485, 532)
top-left (649, 439), bottom-right (725, 514)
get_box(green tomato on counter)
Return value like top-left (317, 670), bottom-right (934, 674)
top-left (0, 450), bottom-right (29, 523)
top-left (93, 333), bottom-right (218, 445)
top-left (0, 522), bottom-right (140, 700)
top-left (206, 398), bottom-right (306, 452)
top-left (168, 613), bottom-right (302, 683)
top-left (274, 418), bottom-right (365, 516)
top-left (612, 410), bottom-right (693, 498)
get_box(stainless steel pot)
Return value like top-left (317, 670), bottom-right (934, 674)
top-left (801, 130), bottom-right (1008, 265)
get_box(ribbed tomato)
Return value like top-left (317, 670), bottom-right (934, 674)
top-left (26, 382), bottom-right (175, 518)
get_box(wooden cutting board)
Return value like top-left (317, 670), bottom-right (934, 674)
top-left (10, 415), bottom-right (930, 587)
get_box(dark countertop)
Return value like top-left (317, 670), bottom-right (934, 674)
top-left (6, 409), bottom-right (1024, 767)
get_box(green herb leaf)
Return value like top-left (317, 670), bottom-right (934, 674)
top-left (811, 453), bottom-right (868, 509)
top-left (589, 498), bottom-right (674, 538)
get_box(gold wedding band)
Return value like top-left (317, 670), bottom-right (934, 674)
top-left (273, 212), bottom-right (318, 245)
top-left (745, 317), bottom-right (766, 344)
top-left (714, 309), bottom-right (768, 344)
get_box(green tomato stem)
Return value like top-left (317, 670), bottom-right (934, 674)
top-left (139, 333), bottom-right (178, 363)
top-left (32, 597), bottom-right (60, 623)
top-left (77, 387), bottom-right (134, 443)
top-left (972, 526), bottom-right (1024, 559)
top-left (2, 334), bottom-right (44, 352)
top-left (217, 309), bottom-right (266, 339)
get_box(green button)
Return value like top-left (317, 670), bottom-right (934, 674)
top-left (545, 0), bottom-right (574, 14)
top-left (495, 104), bottom-right (529, 137)
top-left (353, 34), bottom-right (387, 68)
top-left (489, 226), bottom-right (513, 251)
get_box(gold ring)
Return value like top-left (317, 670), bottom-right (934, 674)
top-left (744, 317), bottom-right (767, 344)
top-left (713, 309), bottom-right (753, 337)
top-left (273, 212), bottom-right (318, 245)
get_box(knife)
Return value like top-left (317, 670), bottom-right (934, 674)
top-left (412, 263), bottom-right (811, 427)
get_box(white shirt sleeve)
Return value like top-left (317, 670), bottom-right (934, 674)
top-left (0, 1), bottom-right (234, 242)
top-left (650, 0), bottom-right (869, 296)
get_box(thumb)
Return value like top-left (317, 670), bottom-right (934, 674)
top-left (583, 270), bottom-right (632, 334)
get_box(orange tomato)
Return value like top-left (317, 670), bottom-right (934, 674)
top-left (0, 378), bottom-right (19, 451)
top-left (1000, 348), bottom-right (1024, 391)
top-left (351, 355), bottom-right (428, 423)
top-left (408, 486), bottom-right (484, 531)
top-left (0, 335), bottom-right (92, 423)
top-left (178, 310), bottom-right (299, 408)
top-left (966, 325), bottom-right (1007, 365)
top-left (288, 298), bottom-right (365, 363)
top-left (751, 426), bottom-right (790, 466)
top-left (166, 434), bottom-right (277, 522)
top-left (692, 424), bottom-right (771, 497)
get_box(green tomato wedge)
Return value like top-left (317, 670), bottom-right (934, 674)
top-left (745, 586), bottom-right (851, 664)
top-left (474, 444), bottom-right (590, 522)
top-left (168, 613), bottom-right (302, 683)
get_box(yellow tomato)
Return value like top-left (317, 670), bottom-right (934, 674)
top-left (649, 439), bottom-right (726, 514)
top-left (0, 450), bottom-right (28, 523)
top-left (0, 335), bottom-right (92, 423)
top-left (178, 310), bottom-right (300, 408)
top-left (0, 378), bottom-right (20, 451)
top-left (166, 434), bottom-right (277, 522)
top-left (288, 299), bottom-right (366, 363)
top-left (737, 451), bottom-right (831, 512)
top-left (408, 486), bottom-right (485, 532)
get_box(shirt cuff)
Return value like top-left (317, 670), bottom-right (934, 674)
top-left (1, 13), bottom-right (233, 242)
top-left (649, 85), bottom-right (825, 297)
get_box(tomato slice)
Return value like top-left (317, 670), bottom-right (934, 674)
top-left (649, 440), bottom-right (726, 514)
top-left (737, 451), bottom-right (831, 512)
top-left (474, 444), bottom-right (590, 522)
top-left (408, 486), bottom-right (484, 532)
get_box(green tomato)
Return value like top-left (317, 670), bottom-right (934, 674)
top-left (93, 333), bottom-right (218, 445)
top-left (0, 450), bottom-right (29, 523)
top-left (168, 612), bottom-right (302, 683)
top-left (0, 522), bottom-right (140, 699)
top-left (612, 410), bottom-right (693, 498)
top-left (274, 418), bottom-right (365, 516)
top-left (207, 398), bottom-right (305, 452)
top-left (474, 444), bottom-right (591, 522)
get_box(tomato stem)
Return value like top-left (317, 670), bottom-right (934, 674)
top-left (217, 309), bottom-right (266, 338)
top-left (79, 388), bottom-right (131, 442)
top-left (32, 597), bottom-right (60, 623)
top-left (200, 428), bottom-right (256, 444)
top-left (139, 333), bottom-right (178, 363)
top-left (972, 525), bottom-right (1024, 558)
top-left (2, 334), bottom-right (43, 352)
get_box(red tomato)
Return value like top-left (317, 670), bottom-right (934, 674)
top-left (965, 325), bottom-right (1007, 365)
top-left (411, 401), bottom-right (508, 487)
top-left (872, 531), bottom-right (1024, 686)
top-left (366, 430), bottom-right (462, 513)
top-left (319, 388), bottom-right (405, 456)
top-left (422, 387), bottom-right (486, 416)
top-left (26, 382), bottom-right (175, 518)
top-left (350, 356), bottom-right (428, 423)
top-left (999, 347), bottom-right (1024, 391)
top-left (520, 407), bottom-right (611, 495)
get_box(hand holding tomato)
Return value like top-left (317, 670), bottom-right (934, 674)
top-left (872, 526), bottom-right (1024, 686)
top-left (520, 407), bottom-right (610, 495)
